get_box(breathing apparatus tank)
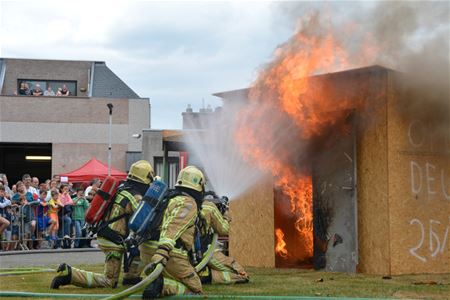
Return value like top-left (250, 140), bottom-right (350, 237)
top-left (128, 180), bottom-right (168, 241)
top-left (85, 176), bottom-right (121, 226)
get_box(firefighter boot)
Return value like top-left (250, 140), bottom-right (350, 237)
top-left (198, 267), bottom-right (212, 284)
top-left (50, 263), bottom-right (72, 289)
top-left (122, 277), bottom-right (142, 286)
top-left (142, 274), bottom-right (164, 299)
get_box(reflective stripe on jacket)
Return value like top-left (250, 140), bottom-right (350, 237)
top-left (107, 189), bottom-right (141, 237)
top-left (159, 195), bottom-right (197, 251)
top-left (201, 201), bottom-right (230, 236)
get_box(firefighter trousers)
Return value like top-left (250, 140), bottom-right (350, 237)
top-left (207, 250), bottom-right (249, 284)
top-left (140, 242), bottom-right (202, 296)
top-left (70, 243), bottom-right (143, 288)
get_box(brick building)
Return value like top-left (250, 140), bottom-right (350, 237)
top-left (0, 58), bottom-right (150, 183)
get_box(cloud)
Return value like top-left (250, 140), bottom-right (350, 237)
top-left (1, 1), bottom-right (293, 129)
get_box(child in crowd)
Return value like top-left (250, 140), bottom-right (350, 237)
top-left (48, 190), bottom-right (63, 247)
top-left (58, 184), bottom-right (73, 249)
top-left (36, 190), bottom-right (54, 249)
top-left (46, 180), bottom-right (59, 201)
top-left (72, 188), bottom-right (89, 248)
top-left (8, 203), bottom-right (20, 251)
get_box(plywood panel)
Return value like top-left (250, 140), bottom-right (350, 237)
top-left (386, 73), bottom-right (450, 275)
top-left (356, 71), bottom-right (391, 275)
top-left (229, 176), bottom-right (275, 267)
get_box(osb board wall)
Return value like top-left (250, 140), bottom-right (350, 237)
top-left (229, 176), bottom-right (275, 267)
top-left (356, 70), bottom-right (391, 275)
top-left (386, 73), bottom-right (450, 275)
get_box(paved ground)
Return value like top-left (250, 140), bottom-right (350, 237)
top-left (0, 248), bottom-right (104, 268)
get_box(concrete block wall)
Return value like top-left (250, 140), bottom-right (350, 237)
top-left (0, 96), bottom-right (149, 175)
top-left (1, 58), bottom-right (92, 96)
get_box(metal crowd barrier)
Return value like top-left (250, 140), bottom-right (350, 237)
top-left (2, 205), bottom-right (230, 254)
top-left (1, 204), bottom-right (92, 251)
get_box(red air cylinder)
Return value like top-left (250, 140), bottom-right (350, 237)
top-left (85, 176), bottom-right (121, 225)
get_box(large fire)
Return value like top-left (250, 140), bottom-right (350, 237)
top-left (235, 13), bottom-right (372, 265)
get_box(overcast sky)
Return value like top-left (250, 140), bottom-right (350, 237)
top-left (0, 0), bottom-right (295, 129)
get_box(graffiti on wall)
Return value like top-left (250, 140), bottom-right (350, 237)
top-left (407, 119), bottom-right (450, 263)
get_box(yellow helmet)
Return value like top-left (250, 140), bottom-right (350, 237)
top-left (127, 160), bottom-right (155, 185)
top-left (175, 166), bottom-right (205, 192)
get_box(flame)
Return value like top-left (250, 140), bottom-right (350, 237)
top-left (277, 174), bottom-right (313, 258)
top-left (235, 13), bottom-right (374, 263)
top-left (275, 228), bottom-right (288, 259)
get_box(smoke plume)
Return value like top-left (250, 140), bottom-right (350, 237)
top-left (184, 1), bottom-right (449, 202)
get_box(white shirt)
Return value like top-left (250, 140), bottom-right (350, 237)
top-left (27, 186), bottom-right (39, 196)
top-left (84, 186), bottom-right (93, 197)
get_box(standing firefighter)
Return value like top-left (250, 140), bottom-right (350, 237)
top-left (50, 160), bottom-right (155, 289)
top-left (198, 195), bottom-right (249, 284)
top-left (139, 166), bottom-right (205, 298)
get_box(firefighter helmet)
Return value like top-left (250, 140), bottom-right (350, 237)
top-left (127, 160), bottom-right (155, 185)
top-left (175, 166), bottom-right (205, 192)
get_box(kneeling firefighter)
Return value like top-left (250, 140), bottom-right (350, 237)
top-left (50, 160), bottom-right (155, 289)
top-left (139, 166), bottom-right (206, 298)
top-left (198, 193), bottom-right (249, 284)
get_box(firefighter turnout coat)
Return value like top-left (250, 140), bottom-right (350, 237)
top-left (200, 201), bottom-right (249, 284)
top-left (70, 187), bottom-right (144, 288)
top-left (140, 193), bottom-right (202, 296)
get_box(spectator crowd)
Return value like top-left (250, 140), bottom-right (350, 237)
top-left (15, 82), bottom-right (71, 96)
top-left (0, 173), bottom-right (100, 251)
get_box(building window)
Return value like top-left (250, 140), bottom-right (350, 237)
top-left (154, 157), bottom-right (180, 188)
top-left (17, 79), bottom-right (77, 96)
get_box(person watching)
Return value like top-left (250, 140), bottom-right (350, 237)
top-left (61, 84), bottom-right (70, 96)
top-left (48, 189), bottom-right (63, 248)
top-left (84, 178), bottom-right (101, 198)
top-left (44, 86), bottom-right (55, 96)
top-left (0, 186), bottom-right (12, 248)
top-left (22, 174), bottom-right (38, 198)
top-left (57, 184), bottom-right (73, 249)
top-left (72, 188), bottom-right (89, 248)
top-left (0, 174), bottom-right (13, 199)
top-left (32, 84), bottom-right (43, 96)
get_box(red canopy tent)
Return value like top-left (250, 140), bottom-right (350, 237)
top-left (59, 157), bottom-right (127, 183)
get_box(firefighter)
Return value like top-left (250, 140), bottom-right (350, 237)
top-left (198, 196), bottom-right (249, 284)
top-left (139, 166), bottom-right (205, 298)
top-left (50, 160), bottom-right (155, 289)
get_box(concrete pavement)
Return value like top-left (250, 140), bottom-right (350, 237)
top-left (0, 248), bottom-right (104, 268)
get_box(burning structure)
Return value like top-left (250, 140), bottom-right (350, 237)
top-left (173, 2), bottom-right (448, 276)
top-left (207, 3), bottom-right (449, 275)
top-left (214, 65), bottom-right (449, 275)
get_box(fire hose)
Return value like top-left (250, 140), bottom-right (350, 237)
top-left (0, 292), bottom-right (383, 299)
top-left (0, 267), bottom-right (55, 276)
top-left (102, 233), bottom-right (219, 300)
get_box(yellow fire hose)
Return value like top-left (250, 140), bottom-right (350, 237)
top-left (0, 267), bottom-right (55, 276)
top-left (194, 233), bottom-right (219, 273)
top-left (102, 233), bottom-right (219, 300)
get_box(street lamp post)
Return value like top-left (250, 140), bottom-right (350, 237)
top-left (107, 103), bottom-right (114, 176)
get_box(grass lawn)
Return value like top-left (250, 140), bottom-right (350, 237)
top-left (0, 264), bottom-right (449, 299)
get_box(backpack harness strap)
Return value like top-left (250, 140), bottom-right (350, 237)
top-left (97, 189), bottom-right (135, 245)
